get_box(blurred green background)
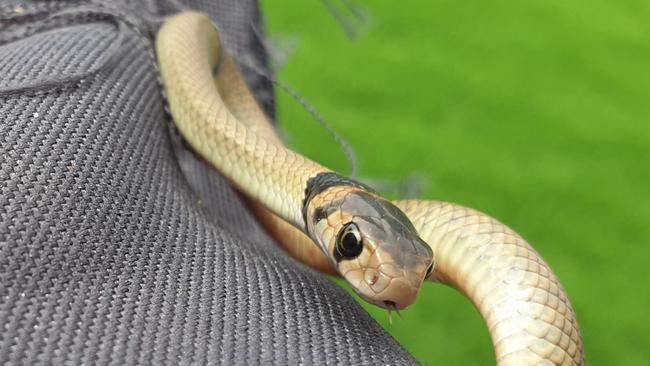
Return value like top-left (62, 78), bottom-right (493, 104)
top-left (261, 0), bottom-right (649, 364)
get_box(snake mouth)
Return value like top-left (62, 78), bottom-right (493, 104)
top-left (381, 299), bottom-right (408, 311)
top-left (368, 274), bottom-right (421, 310)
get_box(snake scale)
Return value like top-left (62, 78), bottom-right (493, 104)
top-left (155, 11), bottom-right (585, 365)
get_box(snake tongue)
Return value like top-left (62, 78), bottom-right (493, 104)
top-left (385, 301), bottom-right (403, 324)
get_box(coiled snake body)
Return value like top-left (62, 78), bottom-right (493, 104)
top-left (155, 11), bottom-right (585, 365)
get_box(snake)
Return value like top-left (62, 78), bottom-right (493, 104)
top-left (155, 11), bottom-right (585, 365)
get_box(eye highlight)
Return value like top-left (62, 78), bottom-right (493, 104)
top-left (335, 222), bottom-right (363, 260)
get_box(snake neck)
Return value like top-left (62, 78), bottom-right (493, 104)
top-left (156, 11), bottom-right (330, 230)
top-left (302, 172), bottom-right (376, 223)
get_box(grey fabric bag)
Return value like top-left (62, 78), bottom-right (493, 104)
top-left (0, 0), bottom-right (416, 364)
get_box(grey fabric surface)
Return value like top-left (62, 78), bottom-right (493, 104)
top-left (0, 0), bottom-right (417, 364)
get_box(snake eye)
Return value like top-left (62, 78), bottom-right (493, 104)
top-left (335, 222), bottom-right (363, 260)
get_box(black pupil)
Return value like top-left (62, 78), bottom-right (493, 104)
top-left (338, 230), bottom-right (362, 258)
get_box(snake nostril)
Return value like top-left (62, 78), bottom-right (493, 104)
top-left (366, 270), bottom-right (390, 293)
top-left (369, 272), bottom-right (379, 285)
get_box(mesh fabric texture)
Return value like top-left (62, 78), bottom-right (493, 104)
top-left (0, 0), bottom-right (416, 364)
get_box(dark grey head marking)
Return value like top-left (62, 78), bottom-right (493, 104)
top-left (302, 172), bottom-right (377, 226)
top-left (313, 207), bottom-right (329, 223)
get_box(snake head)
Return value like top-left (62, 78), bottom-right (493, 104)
top-left (305, 183), bottom-right (433, 310)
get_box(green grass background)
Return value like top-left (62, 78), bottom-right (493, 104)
top-left (260, 1), bottom-right (650, 364)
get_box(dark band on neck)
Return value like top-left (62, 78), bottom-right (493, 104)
top-left (302, 172), bottom-right (377, 226)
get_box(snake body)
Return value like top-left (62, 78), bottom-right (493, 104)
top-left (156, 11), bottom-right (585, 365)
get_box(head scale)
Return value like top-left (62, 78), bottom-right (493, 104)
top-left (303, 173), bottom-right (434, 310)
